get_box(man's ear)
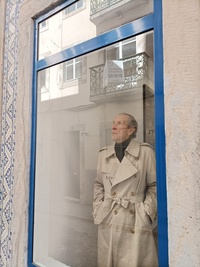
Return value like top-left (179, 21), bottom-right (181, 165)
top-left (128, 127), bottom-right (135, 136)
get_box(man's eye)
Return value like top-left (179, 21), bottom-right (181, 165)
top-left (112, 121), bottom-right (122, 125)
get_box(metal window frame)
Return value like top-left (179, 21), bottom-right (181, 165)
top-left (28, 0), bottom-right (168, 266)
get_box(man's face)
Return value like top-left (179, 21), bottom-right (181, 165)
top-left (112, 114), bottom-right (135, 143)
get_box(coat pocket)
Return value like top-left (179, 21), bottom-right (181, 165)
top-left (93, 199), bottom-right (113, 225)
top-left (135, 202), bottom-right (152, 229)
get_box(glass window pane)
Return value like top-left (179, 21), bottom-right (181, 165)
top-left (67, 59), bottom-right (73, 65)
top-left (68, 4), bottom-right (75, 13)
top-left (67, 65), bottom-right (73, 80)
top-left (122, 39), bottom-right (136, 58)
top-left (34, 31), bottom-right (157, 267)
top-left (77, 0), bottom-right (83, 9)
top-left (107, 46), bottom-right (119, 60)
top-left (38, 0), bottom-right (153, 59)
top-left (75, 61), bottom-right (82, 78)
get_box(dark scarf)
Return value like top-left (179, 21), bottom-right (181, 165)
top-left (114, 138), bottom-right (131, 162)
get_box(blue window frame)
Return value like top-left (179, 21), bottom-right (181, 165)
top-left (28, 0), bottom-right (168, 266)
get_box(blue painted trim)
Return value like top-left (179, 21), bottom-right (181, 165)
top-left (37, 13), bottom-right (154, 70)
top-left (28, 20), bottom-right (39, 267)
top-left (154, 0), bottom-right (169, 266)
top-left (28, 1), bottom-right (168, 266)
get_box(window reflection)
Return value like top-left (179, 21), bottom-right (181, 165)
top-left (38, 0), bottom-right (153, 59)
top-left (39, 19), bottom-right (49, 32)
top-left (63, 0), bottom-right (83, 16)
top-left (63, 58), bottom-right (82, 82)
top-left (107, 38), bottom-right (136, 60)
top-left (34, 30), bottom-right (155, 267)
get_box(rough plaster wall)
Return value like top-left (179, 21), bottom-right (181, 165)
top-left (163, 1), bottom-right (200, 266)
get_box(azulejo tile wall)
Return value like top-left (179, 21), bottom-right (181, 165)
top-left (0, 0), bottom-right (23, 266)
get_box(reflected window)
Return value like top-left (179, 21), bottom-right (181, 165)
top-left (39, 19), bottom-right (49, 32)
top-left (107, 38), bottom-right (136, 60)
top-left (63, 58), bottom-right (82, 82)
top-left (63, 0), bottom-right (84, 17)
top-left (38, 57), bottom-right (85, 101)
top-left (38, 0), bottom-right (152, 60)
top-left (38, 68), bottom-right (50, 94)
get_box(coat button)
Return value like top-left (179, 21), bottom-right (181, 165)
top-left (112, 191), bottom-right (117, 196)
top-left (114, 210), bottom-right (118, 215)
top-left (129, 210), bottom-right (134, 214)
top-left (130, 192), bottom-right (135, 196)
top-left (130, 229), bottom-right (135, 234)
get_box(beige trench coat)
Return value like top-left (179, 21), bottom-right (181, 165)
top-left (93, 140), bottom-right (158, 267)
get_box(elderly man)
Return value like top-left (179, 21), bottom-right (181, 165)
top-left (93, 113), bottom-right (158, 267)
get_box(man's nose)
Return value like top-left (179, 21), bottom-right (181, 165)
top-left (112, 123), bottom-right (117, 129)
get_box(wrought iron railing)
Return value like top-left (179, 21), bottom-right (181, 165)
top-left (90, 0), bottom-right (122, 15)
top-left (90, 52), bottom-right (148, 100)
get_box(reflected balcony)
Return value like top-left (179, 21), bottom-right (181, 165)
top-left (91, 0), bottom-right (124, 15)
top-left (90, 52), bottom-right (151, 102)
top-left (90, 0), bottom-right (153, 26)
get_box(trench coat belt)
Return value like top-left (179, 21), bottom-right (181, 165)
top-left (106, 193), bottom-right (145, 209)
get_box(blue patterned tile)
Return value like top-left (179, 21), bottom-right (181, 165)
top-left (0, 0), bottom-right (24, 266)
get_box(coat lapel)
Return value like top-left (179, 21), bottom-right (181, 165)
top-left (104, 139), bottom-right (141, 187)
top-left (112, 156), bottom-right (138, 187)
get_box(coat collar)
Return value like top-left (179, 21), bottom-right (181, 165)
top-left (105, 139), bottom-right (140, 159)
